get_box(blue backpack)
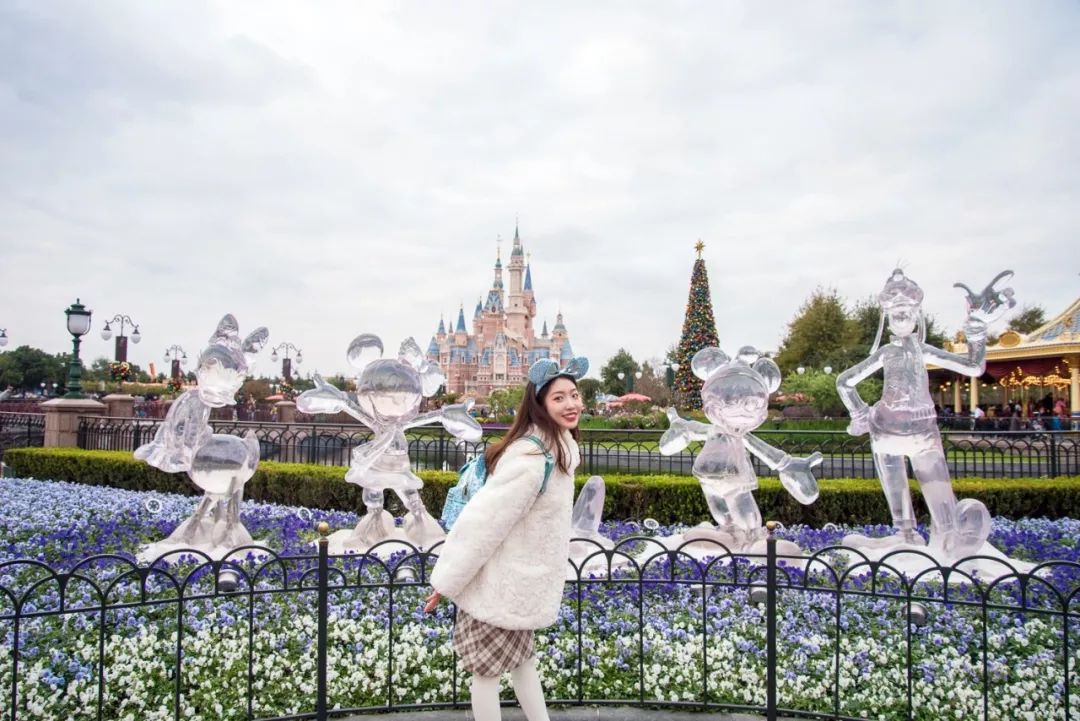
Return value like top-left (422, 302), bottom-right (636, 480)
top-left (441, 435), bottom-right (554, 530)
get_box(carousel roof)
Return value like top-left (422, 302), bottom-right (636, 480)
top-left (986, 295), bottom-right (1080, 361)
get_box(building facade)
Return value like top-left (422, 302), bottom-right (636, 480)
top-left (427, 226), bottom-right (574, 398)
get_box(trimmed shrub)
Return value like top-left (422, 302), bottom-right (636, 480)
top-left (5, 448), bottom-right (1079, 526)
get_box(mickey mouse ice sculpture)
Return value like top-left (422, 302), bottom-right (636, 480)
top-left (135, 315), bottom-right (269, 562)
top-left (836, 268), bottom-right (1015, 562)
top-left (661, 346), bottom-right (821, 554)
top-left (297, 334), bottom-right (482, 554)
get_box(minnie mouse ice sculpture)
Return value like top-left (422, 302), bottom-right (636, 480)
top-left (660, 346), bottom-right (821, 556)
top-left (836, 269), bottom-right (1022, 571)
top-left (297, 334), bottom-right (482, 554)
top-left (135, 315), bottom-right (269, 562)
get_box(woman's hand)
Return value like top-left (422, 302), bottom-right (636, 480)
top-left (423, 591), bottom-right (442, 614)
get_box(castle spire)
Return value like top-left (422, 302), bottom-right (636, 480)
top-left (437, 316), bottom-right (446, 335)
top-left (493, 236), bottom-right (504, 289)
top-left (511, 218), bottom-right (524, 256)
top-left (456, 304), bottom-right (466, 332)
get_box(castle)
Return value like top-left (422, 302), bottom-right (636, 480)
top-left (427, 225), bottom-right (574, 398)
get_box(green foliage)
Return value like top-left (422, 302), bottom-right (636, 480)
top-left (599, 349), bottom-right (640, 397)
top-left (240, 378), bottom-right (274, 402)
top-left (0, 345), bottom-right (69, 391)
top-left (7, 448), bottom-right (1077, 527)
top-left (576, 378), bottom-right (601, 410)
top-left (672, 256), bottom-right (720, 409)
top-left (1008, 304), bottom-right (1047, 334)
top-left (488, 385), bottom-right (525, 415)
top-left (779, 369), bottom-right (882, 417)
top-left (775, 288), bottom-right (855, 375)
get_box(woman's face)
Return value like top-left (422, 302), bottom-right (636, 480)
top-left (543, 377), bottom-right (584, 431)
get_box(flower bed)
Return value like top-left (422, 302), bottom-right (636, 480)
top-left (1, 477), bottom-right (1078, 720)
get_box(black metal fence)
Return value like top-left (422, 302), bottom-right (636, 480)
top-left (3, 528), bottom-right (1077, 720)
top-left (0, 412), bottom-right (45, 462)
top-left (77, 416), bottom-right (1080, 478)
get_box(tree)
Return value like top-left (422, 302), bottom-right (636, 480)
top-left (488, 386), bottom-right (524, 416)
top-left (576, 378), bottom-right (601, 411)
top-left (633, 362), bottom-right (672, 407)
top-left (672, 242), bottom-right (720, 408)
top-left (775, 288), bottom-right (855, 376)
top-left (0, 346), bottom-right (68, 391)
top-left (779, 368), bottom-right (882, 417)
top-left (1008, 304), bottom-right (1047, 334)
top-left (846, 297), bottom-right (949, 367)
top-left (599, 349), bottom-right (640, 396)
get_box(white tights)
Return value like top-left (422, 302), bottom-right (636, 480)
top-left (469, 655), bottom-right (549, 721)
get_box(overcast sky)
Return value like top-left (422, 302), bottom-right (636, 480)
top-left (1, 1), bottom-right (1077, 383)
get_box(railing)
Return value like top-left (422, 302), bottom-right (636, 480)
top-left (2, 526), bottom-right (1076, 721)
top-left (0, 412), bottom-right (45, 462)
top-left (77, 417), bottom-right (1080, 478)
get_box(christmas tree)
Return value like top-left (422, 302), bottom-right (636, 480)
top-left (673, 240), bottom-right (720, 408)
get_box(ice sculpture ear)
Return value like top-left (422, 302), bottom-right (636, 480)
top-left (398, 338), bottom-right (425, 371)
top-left (752, 357), bottom-right (782, 394)
top-left (692, 347), bottom-right (730, 380)
top-left (347, 334), bottom-right (384, 374)
top-left (210, 314), bottom-right (240, 345)
top-left (242, 327), bottom-right (269, 364)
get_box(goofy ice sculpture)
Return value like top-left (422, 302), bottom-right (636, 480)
top-left (661, 346), bottom-right (821, 556)
top-left (135, 315), bottom-right (269, 562)
top-left (836, 268), bottom-right (1016, 566)
top-left (297, 334), bottom-right (482, 554)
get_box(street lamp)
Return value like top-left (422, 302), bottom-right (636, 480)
top-left (269, 342), bottom-right (303, 382)
top-left (617, 370), bottom-right (643, 393)
top-left (664, 362), bottom-right (679, 389)
top-left (64, 298), bottom-right (93, 399)
top-left (164, 345), bottom-right (188, 380)
top-left (100, 313), bottom-right (141, 362)
top-left (0, 328), bottom-right (8, 347)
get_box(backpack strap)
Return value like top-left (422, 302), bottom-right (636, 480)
top-left (522, 435), bottom-right (554, 495)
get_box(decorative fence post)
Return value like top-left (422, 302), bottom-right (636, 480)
top-left (1049, 433), bottom-right (1059, 477)
top-left (765, 519), bottom-right (778, 721)
top-left (316, 521), bottom-right (330, 721)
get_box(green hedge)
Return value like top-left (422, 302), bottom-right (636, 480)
top-left (5, 448), bottom-right (1080, 526)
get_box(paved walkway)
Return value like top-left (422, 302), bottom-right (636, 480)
top-left (343, 707), bottom-right (792, 720)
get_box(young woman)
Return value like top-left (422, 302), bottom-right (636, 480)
top-left (425, 356), bottom-right (588, 721)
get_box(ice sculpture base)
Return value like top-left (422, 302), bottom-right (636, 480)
top-left (567, 536), bottom-right (635, 579)
top-left (840, 537), bottom-right (1038, 583)
top-left (636, 523), bottom-right (809, 569)
top-left (137, 539), bottom-right (270, 565)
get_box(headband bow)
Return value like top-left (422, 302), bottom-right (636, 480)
top-left (528, 357), bottom-right (589, 395)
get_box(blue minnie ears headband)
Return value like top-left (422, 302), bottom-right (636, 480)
top-left (528, 357), bottom-right (589, 396)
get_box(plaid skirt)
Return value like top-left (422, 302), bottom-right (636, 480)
top-left (453, 609), bottom-right (534, 677)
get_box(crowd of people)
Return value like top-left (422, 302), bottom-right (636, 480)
top-left (937, 392), bottom-right (1074, 431)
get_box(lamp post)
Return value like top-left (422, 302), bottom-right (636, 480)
top-left (0, 328), bottom-right (8, 347)
top-left (617, 370), bottom-right (643, 394)
top-left (664, 362), bottom-right (679, 389)
top-left (269, 343), bottom-right (303, 382)
top-left (164, 345), bottom-right (187, 380)
top-left (64, 299), bottom-right (93, 399)
top-left (100, 313), bottom-right (141, 362)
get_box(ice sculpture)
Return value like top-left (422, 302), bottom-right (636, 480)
top-left (660, 346), bottom-right (821, 558)
top-left (134, 315), bottom-right (269, 562)
top-left (567, 476), bottom-right (624, 578)
top-left (296, 334), bottom-right (482, 554)
top-left (836, 269), bottom-right (1030, 577)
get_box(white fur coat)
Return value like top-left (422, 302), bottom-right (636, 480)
top-left (430, 429), bottom-right (579, 630)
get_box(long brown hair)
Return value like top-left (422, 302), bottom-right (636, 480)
top-left (484, 378), bottom-right (581, 475)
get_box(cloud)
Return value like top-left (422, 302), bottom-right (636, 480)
top-left (0, 1), bottom-right (1077, 383)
